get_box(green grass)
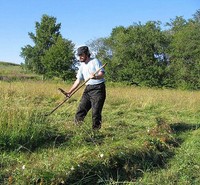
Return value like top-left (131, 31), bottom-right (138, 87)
top-left (0, 63), bottom-right (200, 184)
top-left (0, 81), bottom-right (199, 184)
top-left (0, 61), bottom-right (40, 81)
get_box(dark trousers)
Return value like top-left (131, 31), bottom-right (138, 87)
top-left (75, 83), bottom-right (106, 129)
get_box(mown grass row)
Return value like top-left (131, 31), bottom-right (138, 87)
top-left (0, 80), bottom-right (200, 184)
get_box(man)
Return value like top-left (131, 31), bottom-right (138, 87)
top-left (66, 46), bottom-right (106, 130)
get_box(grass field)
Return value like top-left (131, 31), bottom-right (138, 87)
top-left (0, 61), bottom-right (40, 81)
top-left (0, 63), bottom-right (200, 184)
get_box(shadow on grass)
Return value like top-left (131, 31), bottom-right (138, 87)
top-left (171, 122), bottom-right (200, 133)
top-left (62, 122), bottom-right (200, 185)
top-left (0, 130), bottom-right (75, 152)
top-left (64, 148), bottom-right (173, 185)
top-left (1, 121), bottom-right (200, 184)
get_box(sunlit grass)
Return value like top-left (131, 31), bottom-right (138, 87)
top-left (0, 80), bottom-right (200, 184)
top-left (0, 62), bottom-right (41, 81)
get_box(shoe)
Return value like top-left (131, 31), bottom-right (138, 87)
top-left (93, 125), bottom-right (101, 130)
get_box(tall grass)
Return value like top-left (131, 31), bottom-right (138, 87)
top-left (0, 80), bottom-right (200, 184)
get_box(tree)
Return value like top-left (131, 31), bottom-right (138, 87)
top-left (87, 37), bottom-right (112, 62)
top-left (41, 36), bottom-right (75, 80)
top-left (21, 14), bottom-right (75, 80)
top-left (193, 9), bottom-right (200, 23)
top-left (106, 22), bottom-right (170, 86)
top-left (86, 38), bottom-right (113, 81)
top-left (166, 16), bottom-right (187, 33)
top-left (168, 17), bottom-right (200, 89)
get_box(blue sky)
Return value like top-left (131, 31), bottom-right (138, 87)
top-left (0, 0), bottom-right (199, 64)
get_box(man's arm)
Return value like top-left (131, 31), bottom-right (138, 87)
top-left (95, 71), bottom-right (105, 79)
top-left (90, 71), bottom-right (105, 79)
top-left (65, 78), bottom-right (81, 97)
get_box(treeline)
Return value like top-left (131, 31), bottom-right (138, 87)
top-left (21, 11), bottom-right (200, 90)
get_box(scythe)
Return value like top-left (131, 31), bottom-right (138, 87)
top-left (45, 63), bottom-right (107, 116)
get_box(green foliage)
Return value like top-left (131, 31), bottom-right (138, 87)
top-left (104, 22), bottom-right (170, 87)
top-left (168, 16), bottom-right (200, 90)
top-left (41, 36), bottom-right (75, 80)
top-left (87, 37), bottom-right (112, 62)
top-left (88, 9), bottom-right (200, 90)
top-left (20, 14), bottom-right (75, 80)
top-left (166, 16), bottom-right (187, 32)
top-left (18, 10), bottom-right (200, 89)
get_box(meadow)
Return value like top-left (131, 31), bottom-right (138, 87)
top-left (0, 63), bottom-right (200, 184)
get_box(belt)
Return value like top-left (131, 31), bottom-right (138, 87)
top-left (87, 82), bottom-right (105, 86)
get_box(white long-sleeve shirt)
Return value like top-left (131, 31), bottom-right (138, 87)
top-left (76, 58), bottom-right (105, 85)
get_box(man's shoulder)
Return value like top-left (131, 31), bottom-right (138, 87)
top-left (90, 57), bottom-right (98, 62)
top-left (90, 58), bottom-right (101, 65)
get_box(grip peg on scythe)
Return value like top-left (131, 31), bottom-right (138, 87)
top-left (58, 88), bottom-right (68, 96)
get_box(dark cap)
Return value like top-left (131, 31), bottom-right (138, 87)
top-left (77, 46), bottom-right (89, 56)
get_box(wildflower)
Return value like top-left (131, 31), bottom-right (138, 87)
top-left (60, 180), bottom-right (65, 184)
top-left (71, 166), bottom-right (74, 171)
top-left (100, 153), bottom-right (104, 158)
top-left (22, 165), bottom-right (25, 170)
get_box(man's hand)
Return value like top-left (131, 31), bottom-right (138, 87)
top-left (58, 88), bottom-right (71, 97)
top-left (90, 73), bottom-right (96, 79)
top-left (64, 92), bottom-right (71, 98)
top-left (90, 71), bottom-right (104, 80)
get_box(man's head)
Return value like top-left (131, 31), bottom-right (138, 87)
top-left (77, 46), bottom-right (90, 62)
top-left (77, 46), bottom-right (90, 56)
